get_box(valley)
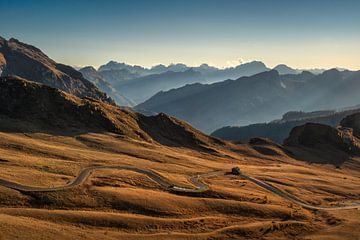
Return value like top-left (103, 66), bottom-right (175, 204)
top-left (1, 2), bottom-right (359, 236)
top-left (0, 75), bottom-right (359, 239)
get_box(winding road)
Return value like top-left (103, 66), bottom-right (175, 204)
top-left (0, 165), bottom-right (359, 211)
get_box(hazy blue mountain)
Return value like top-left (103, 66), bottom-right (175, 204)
top-left (201, 61), bottom-right (270, 82)
top-left (157, 63), bottom-right (188, 73)
top-left (97, 60), bottom-right (269, 80)
top-left (293, 69), bottom-right (360, 111)
top-left (88, 60), bottom-right (352, 113)
top-left (79, 66), bottom-right (135, 106)
top-left (98, 68), bottom-right (141, 86)
top-left (98, 61), bottom-right (149, 76)
top-left (136, 69), bottom-right (360, 133)
top-left (136, 70), bottom-right (293, 132)
top-left (212, 107), bottom-right (360, 143)
top-left (192, 64), bottom-right (218, 74)
top-left (115, 69), bottom-right (204, 104)
top-left (273, 64), bottom-right (299, 74)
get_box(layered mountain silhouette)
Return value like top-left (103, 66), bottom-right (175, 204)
top-left (0, 76), bottom-right (223, 151)
top-left (77, 60), bottom-right (333, 107)
top-left (91, 60), bottom-right (271, 105)
top-left (137, 69), bottom-right (360, 133)
top-left (79, 66), bottom-right (135, 106)
top-left (212, 107), bottom-right (360, 143)
top-left (97, 60), bottom-right (269, 78)
top-left (113, 69), bottom-right (204, 103)
top-left (0, 37), bottom-right (113, 104)
top-left (98, 60), bottom-right (149, 75)
top-left (136, 70), bottom-right (295, 132)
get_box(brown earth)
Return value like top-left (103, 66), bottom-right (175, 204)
top-left (284, 123), bottom-right (360, 167)
top-left (0, 77), bottom-right (359, 239)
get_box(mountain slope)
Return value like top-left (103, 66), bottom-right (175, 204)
top-left (0, 76), bottom-right (222, 151)
top-left (340, 112), bottom-right (360, 138)
top-left (0, 37), bottom-right (113, 104)
top-left (284, 122), bottom-right (360, 165)
top-left (291, 69), bottom-right (360, 111)
top-left (79, 66), bottom-right (134, 106)
top-left (212, 108), bottom-right (360, 143)
top-left (273, 64), bottom-right (298, 75)
top-left (136, 70), bottom-right (293, 132)
top-left (1, 77), bottom-right (360, 240)
top-left (115, 69), bottom-right (204, 104)
top-left (137, 69), bottom-right (360, 133)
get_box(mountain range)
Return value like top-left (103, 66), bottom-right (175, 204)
top-left (80, 60), bottom-right (333, 106)
top-left (212, 106), bottom-right (360, 143)
top-left (137, 69), bottom-right (360, 133)
top-left (0, 75), bottom-right (221, 151)
top-left (1, 36), bottom-right (360, 239)
top-left (2, 35), bottom-right (359, 137)
top-left (80, 60), bottom-right (270, 105)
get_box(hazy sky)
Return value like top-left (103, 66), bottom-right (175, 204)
top-left (1, 0), bottom-right (359, 69)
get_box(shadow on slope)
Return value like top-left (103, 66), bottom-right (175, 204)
top-left (0, 76), bottom-right (225, 152)
top-left (283, 123), bottom-right (360, 167)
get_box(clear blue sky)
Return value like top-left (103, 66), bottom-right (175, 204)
top-left (1, 0), bottom-right (359, 69)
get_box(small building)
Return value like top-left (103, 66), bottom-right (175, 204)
top-left (231, 167), bottom-right (241, 175)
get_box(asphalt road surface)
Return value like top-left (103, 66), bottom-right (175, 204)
top-left (0, 165), bottom-right (359, 210)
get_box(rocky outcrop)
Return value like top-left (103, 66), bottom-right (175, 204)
top-left (0, 52), bottom-right (6, 72)
top-left (340, 113), bottom-right (360, 138)
top-left (284, 123), bottom-right (360, 155)
top-left (0, 37), bottom-right (113, 104)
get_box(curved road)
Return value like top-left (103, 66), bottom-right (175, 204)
top-left (238, 173), bottom-right (360, 211)
top-left (0, 165), bottom-right (359, 210)
top-left (0, 165), bottom-right (218, 193)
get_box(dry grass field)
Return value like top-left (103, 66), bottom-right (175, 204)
top-left (0, 77), bottom-right (359, 239)
top-left (0, 130), bottom-right (359, 239)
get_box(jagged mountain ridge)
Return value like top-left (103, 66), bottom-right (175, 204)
top-left (94, 60), bottom-right (270, 105)
top-left (78, 60), bottom-right (330, 106)
top-left (97, 60), bottom-right (327, 77)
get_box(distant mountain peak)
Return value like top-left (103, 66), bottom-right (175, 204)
top-left (320, 68), bottom-right (343, 79)
top-left (273, 64), bottom-right (298, 75)
top-left (323, 68), bottom-right (341, 74)
top-left (235, 60), bottom-right (267, 68)
top-left (200, 63), bottom-right (210, 67)
top-left (80, 66), bottom-right (97, 72)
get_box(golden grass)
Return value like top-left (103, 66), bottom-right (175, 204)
top-left (0, 131), bottom-right (359, 239)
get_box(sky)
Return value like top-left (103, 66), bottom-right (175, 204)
top-left (0, 0), bottom-right (359, 69)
